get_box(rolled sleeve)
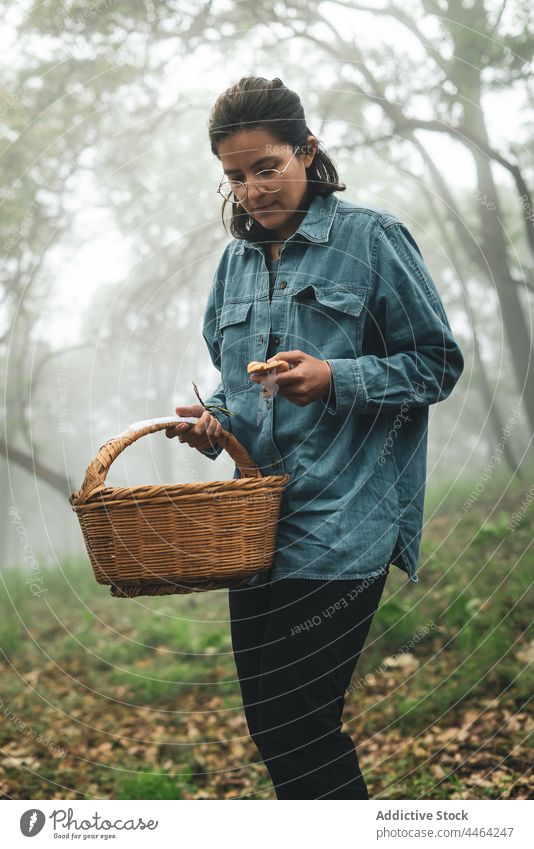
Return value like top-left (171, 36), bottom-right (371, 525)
top-left (321, 221), bottom-right (464, 415)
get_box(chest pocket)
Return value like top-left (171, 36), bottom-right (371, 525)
top-left (289, 284), bottom-right (368, 359)
top-left (218, 299), bottom-right (254, 395)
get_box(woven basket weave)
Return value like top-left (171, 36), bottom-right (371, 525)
top-left (69, 416), bottom-right (290, 598)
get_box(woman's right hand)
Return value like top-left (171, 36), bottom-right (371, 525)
top-left (165, 404), bottom-right (224, 452)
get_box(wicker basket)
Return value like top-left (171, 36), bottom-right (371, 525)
top-left (69, 416), bottom-right (290, 598)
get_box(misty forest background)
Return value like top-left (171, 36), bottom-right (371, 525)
top-left (1, 0), bottom-right (533, 800)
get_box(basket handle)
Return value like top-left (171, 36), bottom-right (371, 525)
top-left (69, 415), bottom-right (263, 506)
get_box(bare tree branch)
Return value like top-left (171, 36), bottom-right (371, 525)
top-left (0, 436), bottom-right (73, 499)
top-left (325, 0), bottom-right (452, 74)
top-left (490, 0), bottom-right (510, 36)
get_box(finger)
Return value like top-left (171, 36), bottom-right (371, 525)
top-left (210, 414), bottom-right (224, 438)
top-left (250, 354), bottom-right (300, 382)
top-left (177, 411), bottom-right (209, 438)
top-left (198, 411), bottom-right (215, 431)
top-left (167, 404), bottom-right (203, 438)
top-left (273, 368), bottom-right (301, 387)
top-left (175, 404), bottom-right (204, 417)
top-left (204, 414), bottom-right (222, 447)
top-left (212, 419), bottom-right (224, 440)
top-left (166, 422), bottom-right (192, 439)
top-left (206, 414), bottom-right (219, 435)
top-left (267, 351), bottom-right (303, 365)
top-left (180, 412), bottom-right (212, 445)
top-left (177, 425), bottom-right (195, 442)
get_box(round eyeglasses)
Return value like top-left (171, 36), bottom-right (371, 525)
top-left (217, 146), bottom-right (300, 203)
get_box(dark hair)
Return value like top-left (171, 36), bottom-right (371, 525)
top-left (208, 76), bottom-right (346, 242)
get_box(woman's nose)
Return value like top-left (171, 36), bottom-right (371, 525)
top-left (246, 181), bottom-right (268, 206)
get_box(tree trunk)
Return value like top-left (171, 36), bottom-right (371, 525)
top-left (462, 100), bottom-right (534, 437)
top-left (419, 179), bottom-right (523, 476)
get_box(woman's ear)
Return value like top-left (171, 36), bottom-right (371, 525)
top-left (303, 135), bottom-right (318, 167)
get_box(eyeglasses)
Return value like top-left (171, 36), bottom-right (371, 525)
top-left (217, 146), bottom-right (300, 203)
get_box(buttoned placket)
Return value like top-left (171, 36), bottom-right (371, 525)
top-left (246, 240), bottom-right (293, 475)
top-left (233, 196), bottom-right (340, 478)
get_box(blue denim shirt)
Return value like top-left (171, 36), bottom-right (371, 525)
top-left (199, 191), bottom-right (464, 584)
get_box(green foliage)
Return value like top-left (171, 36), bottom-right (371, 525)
top-left (114, 767), bottom-right (191, 800)
top-left (372, 595), bottom-right (430, 649)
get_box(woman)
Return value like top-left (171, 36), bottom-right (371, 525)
top-left (166, 77), bottom-right (464, 799)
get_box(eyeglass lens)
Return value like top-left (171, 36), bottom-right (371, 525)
top-left (219, 147), bottom-right (298, 202)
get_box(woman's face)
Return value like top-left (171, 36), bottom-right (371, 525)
top-left (217, 128), bottom-right (317, 240)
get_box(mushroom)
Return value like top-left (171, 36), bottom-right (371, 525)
top-left (247, 360), bottom-right (291, 398)
top-left (247, 359), bottom-right (291, 376)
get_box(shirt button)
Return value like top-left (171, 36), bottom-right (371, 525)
top-left (273, 462), bottom-right (280, 469)
top-left (260, 335), bottom-right (264, 343)
top-left (273, 335), bottom-right (280, 345)
top-left (280, 281), bottom-right (287, 289)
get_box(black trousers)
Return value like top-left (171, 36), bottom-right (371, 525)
top-left (228, 566), bottom-right (389, 800)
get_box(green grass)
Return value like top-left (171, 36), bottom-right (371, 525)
top-left (114, 766), bottom-right (196, 799)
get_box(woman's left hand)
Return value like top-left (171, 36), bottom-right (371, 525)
top-left (249, 350), bottom-right (333, 407)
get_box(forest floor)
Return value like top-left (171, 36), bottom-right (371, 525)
top-left (1, 472), bottom-right (532, 800)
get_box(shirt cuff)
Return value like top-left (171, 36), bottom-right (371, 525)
top-left (319, 358), bottom-right (368, 416)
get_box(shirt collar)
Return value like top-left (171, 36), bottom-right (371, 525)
top-left (234, 191), bottom-right (339, 255)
